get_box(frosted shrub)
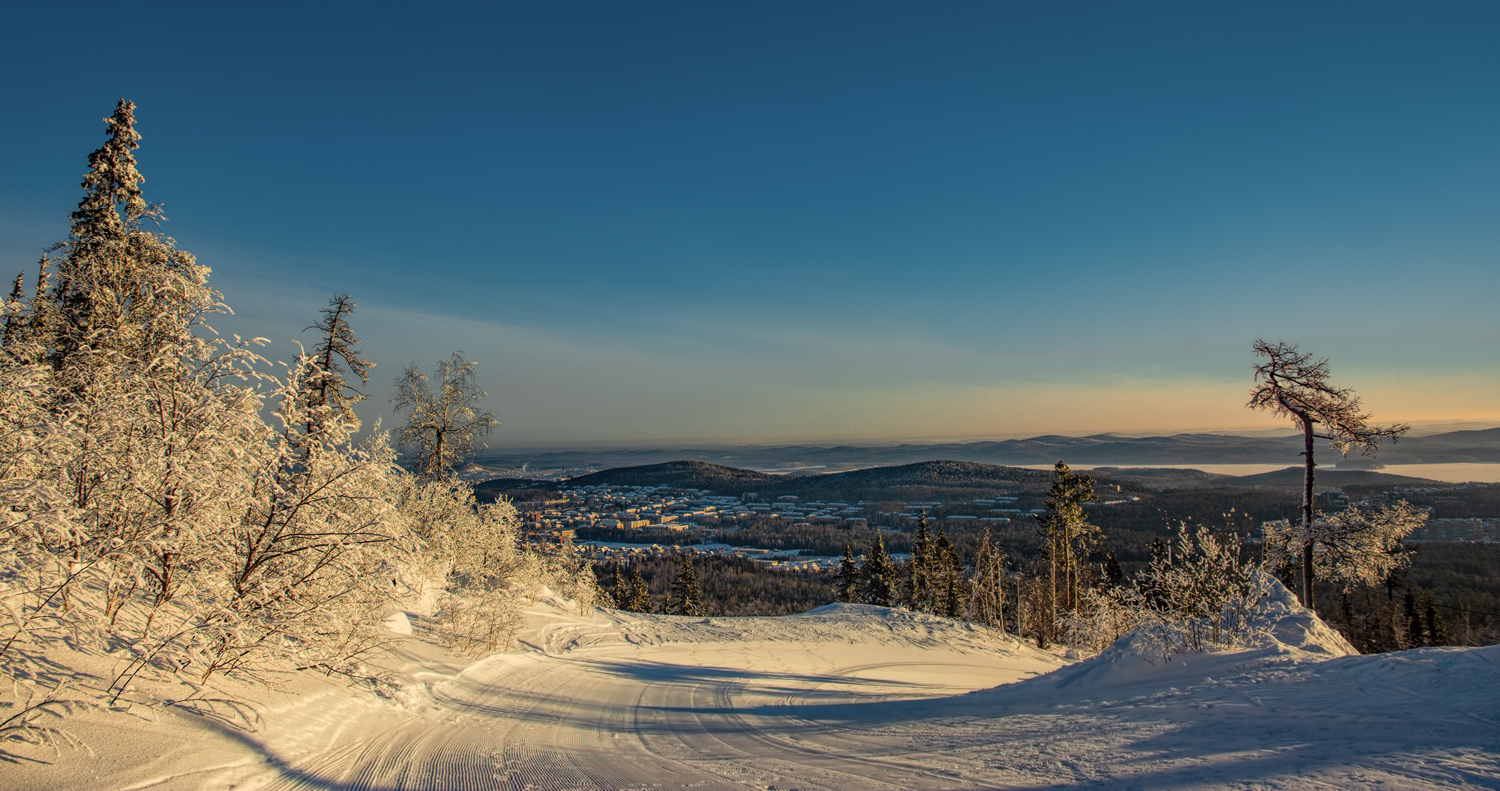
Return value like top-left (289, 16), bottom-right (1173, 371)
top-left (1129, 524), bottom-right (1270, 659)
top-left (192, 359), bottom-right (408, 685)
top-left (394, 477), bottom-right (538, 655)
top-left (1058, 524), bottom-right (1274, 660)
top-left (1058, 586), bottom-right (1149, 653)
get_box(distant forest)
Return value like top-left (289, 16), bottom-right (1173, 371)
top-left (593, 555), bottom-right (835, 617)
top-left (565, 460), bottom-right (1500, 648)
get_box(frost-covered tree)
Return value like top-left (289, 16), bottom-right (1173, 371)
top-left (967, 531), bottom-right (1006, 629)
top-left (45, 100), bottom-right (217, 374)
top-left (299, 294), bottom-right (373, 438)
top-left (1, 103), bottom-right (596, 741)
top-left (392, 352), bottom-right (499, 479)
top-left (860, 532), bottom-right (898, 607)
top-left (1262, 501), bottom-right (1426, 599)
top-left (1059, 523), bottom-right (1268, 656)
top-left (1249, 339), bottom-right (1408, 611)
top-left (1140, 524), bottom-right (1257, 622)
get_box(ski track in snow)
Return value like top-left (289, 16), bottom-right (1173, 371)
top-left (16, 600), bottom-right (1500, 790)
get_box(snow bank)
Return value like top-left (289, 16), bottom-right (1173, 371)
top-left (982, 578), bottom-right (1356, 704)
top-left (607, 602), bottom-right (1055, 659)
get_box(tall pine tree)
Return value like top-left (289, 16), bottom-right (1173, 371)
top-left (627, 568), bottom-right (652, 612)
top-left (907, 510), bottom-right (934, 612)
top-left (933, 530), bottom-right (965, 619)
top-left (1037, 461), bottom-right (1098, 623)
top-left (609, 566), bottom-right (628, 609)
top-left (836, 542), bottom-right (860, 603)
top-left (861, 532), bottom-right (898, 607)
top-left (670, 557), bottom-right (704, 616)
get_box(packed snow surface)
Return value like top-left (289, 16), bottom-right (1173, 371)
top-left (12, 594), bottom-right (1500, 790)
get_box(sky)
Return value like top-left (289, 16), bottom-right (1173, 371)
top-left (2, 1), bottom-right (1498, 448)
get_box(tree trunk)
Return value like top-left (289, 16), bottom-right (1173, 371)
top-left (1301, 417), bottom-right (1316, 613)
top-left (1048, 527), bottom-right (1057, 628)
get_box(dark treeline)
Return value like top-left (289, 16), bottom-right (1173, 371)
top-left (1345, 483), bottom-right (1500, 518)
top-left (1317, 543), bottom-right (1500, 651)
top-left (593, 555), bottom-right (835, 617)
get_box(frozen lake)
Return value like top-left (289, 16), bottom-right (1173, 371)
top-left (1023, 463), bottom-right (1500, 483)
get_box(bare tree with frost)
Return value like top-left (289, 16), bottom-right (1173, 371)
top-left (392, 352), bottom-right (499, 479)
top-left (1248, 339), bottom-right (1408, 612)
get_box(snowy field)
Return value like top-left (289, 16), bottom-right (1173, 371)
top-left (11, 596), bottom-right (1500, 791)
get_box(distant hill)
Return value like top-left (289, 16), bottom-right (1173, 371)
top-left (556, 458), bottom-right (1455, 501)
top-left (1228, 467), bottom-right (1444, 490)
top-left (565, 459), bottom-right (1053, 498)
top-left (1087, 467), bottom-right (1238, 489)
top-left (754, 460), bottom-right (1052, 499)
top-left (565, 460), bottom-right (782, 492)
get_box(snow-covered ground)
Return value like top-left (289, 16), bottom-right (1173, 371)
top-left (11, 594), bottom-right (1500, 790)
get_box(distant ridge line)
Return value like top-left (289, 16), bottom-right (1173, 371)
top-left (478, 428), bottom-right (1500, 470)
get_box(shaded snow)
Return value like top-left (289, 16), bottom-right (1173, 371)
top-left (9, 592), bottom-right (1498, 790)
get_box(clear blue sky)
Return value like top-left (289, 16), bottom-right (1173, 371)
top-left (3, 1), bottom-right (1498, 446)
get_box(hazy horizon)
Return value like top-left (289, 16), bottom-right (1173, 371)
top-left (476, 419), bottom-right (1500, 454)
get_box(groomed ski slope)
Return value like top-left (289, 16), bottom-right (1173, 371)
top-left (14, 594), bottom-right (1500, 790)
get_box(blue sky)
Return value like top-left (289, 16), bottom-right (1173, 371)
top-left (3, 2), bottom-right (1498, 446)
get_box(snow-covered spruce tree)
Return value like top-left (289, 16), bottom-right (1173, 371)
top-left (1262, 501), bottom-right (1426, 602)
top-left (1249, 339), bottom-right (1407, 612)
top-left (835, 543), bottom-right (860, 603)
top-left (669, 558), bottom-right (704, 616)
top-left (47, 100), bottom-right (219, 375)
top-left (860, 532), bottom-right (898, 606)
top-left (391, 352), bottom-right (498, 479)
